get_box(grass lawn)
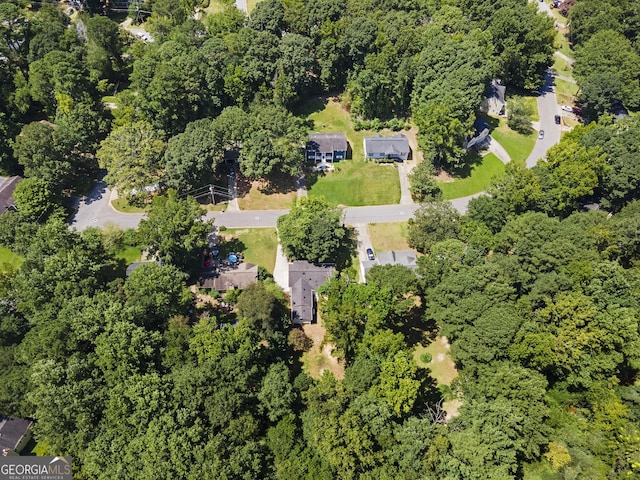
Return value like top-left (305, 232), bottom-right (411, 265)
top-left (0, 246), bottom-right (23, 272)
top-left (111, 198), bottom-right (146, 213)
top-left (115, 246), bottom-right (142, 264)
top-left (553, 54), bottom-right (573, 79)
top-left (203, 0), bottom-right (226, 15)
top-left (522, 95), bottom-right (540, 123)
top-left (413, 337), bottom-right (458, 386)
top-left (437, 153), bottom-right (504, 200)
top-left (307, 159), bottom-right (400, 206)
top-left (238, 179), bottom-right (297, 210)
top-left (490, 117), bottom-right (537, 165)
top-left (220, 227), bottom-right (278, 273)
top-left (368, 222), bottom-right (410, 252)
top-left (555, 30), bottom-right (574, 60)
top-left (555, 78), bottom-right (579, 107)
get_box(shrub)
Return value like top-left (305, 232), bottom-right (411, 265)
top-left (288, 327), bottom-right (313, 351)
top-left (420, 352), bottom-right (432, 363)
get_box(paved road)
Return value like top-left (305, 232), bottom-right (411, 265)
top-left (526, 70), bottom-right (561, 168)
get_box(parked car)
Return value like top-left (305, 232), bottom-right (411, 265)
top-left (555, 115), bottom-right (561, 124)
top-left (366, 248), bottom-right (375, 261)
top-left (538, 130), bottom-right (545, 139)
top-left (561, 105), bottom-right (573, 112)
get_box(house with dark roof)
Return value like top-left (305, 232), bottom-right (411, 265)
top-left (0, 176), bottom-right (20, 215)
top-left (363, 134), bottom-right (411, 162)
top-left (361, 250), bottom-right (419, 278)
top-left (288, 261), bottom-right (334, 324)
top-left (198, 262), bottom-right (259, 292)
top-left (306, 133), bottom-right (349, 167)
top-left (0, 416), bottom-right (33, 456)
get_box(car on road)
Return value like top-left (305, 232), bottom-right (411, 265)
top-left (555, 115), bottom-right (561, 124)
top-left (538, 130), bottom-right (545, 139)
top-left (561, 105), bottom-right (573, 112)
top-left (366, 248), bottom-right (375, 261)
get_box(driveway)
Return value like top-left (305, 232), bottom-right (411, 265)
top-left (397, 163), bottom-right (415, 205)
top-left (235, 0), bottom-right (248, 14)
top-left (353, 224), bottom-right (373, 282)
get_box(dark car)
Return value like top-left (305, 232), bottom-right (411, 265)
top-left (366, 248), bottom-right (375, 261)
top-left (555, 115), bottom-right (561, 124)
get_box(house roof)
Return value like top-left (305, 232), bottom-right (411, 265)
top-left (363, 250), bottom-right (419, 277)
top-left (0, 416), bottom-right (32, 452)
top-left (288, 261), bottom-right (334, 323)
top-left (364, 134), bottom-right (410, 155)
top-left (0, 176), bottom-right (20, 215)
top-left (307, 133), bottom-right (348, 153)
top-left (200, 262), bottom-right (258, 291)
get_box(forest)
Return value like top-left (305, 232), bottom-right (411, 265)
top-left (1, 0), bottom-right (640, 478)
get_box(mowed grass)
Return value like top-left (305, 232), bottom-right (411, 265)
top-left (238, 180), bottom-right (297, 210)
top-left (522, 95), bottom-right (540, 123)
top-left (555, 77), bottom-right (579, 106)
top-left (302, 95), bottom-right (400, 205)
top-left (437, 153), bottom-right (504, 200)
top-left (115, 246), bottom-right (142, 264)
top-left (555, 30), bottom-right (574, 60)
top-left (222, 227), bottom-right (278, 273)
top-left (247, 0), bottom-right (261, 13)
top-left (413, 337), bottom-right (458, 386)
top-left (307, 159), bottom-right (400, 206)
top-left (368, 222), bottom-right (410, 252)
top-left (0, 246), bottom-right (23, 272)
top-left (553, 54), bottom-right (574, 79)
top-left (111, 198), bottom-right (146, 213)
top-left (490, 117), bottom-right (537, 165)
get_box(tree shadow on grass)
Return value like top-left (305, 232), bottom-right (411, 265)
top-left (395, 307), bottom-right (438, 348)
top-left (261, 172), bottom-right (297, 195)
top-left (333, 226), bottom-right (358, 271)
top-left (302, 166), bottom-right (326, 190)
top-left (441, 151), bottom-right (485, 179)
top-left (218, 237), bottom-right (246, 258)
top-left (294, 96), bottom-right (328, 117)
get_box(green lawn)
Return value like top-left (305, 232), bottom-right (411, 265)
top-left (0, 246), bottom-right (23, 272)
top-left (555, 78), bottom-right (579, 107)
top-left (555, 30), bottom-right (574, 60)
top-left (301, 97), bottom-right (401, 205)
top-left (220, 228), bottom-right (278, 273)
top-left (522, 95), bottom-right (540, 123)
top-left (111, 198), bottom-right (146, 213)
top-left (553, 54), bottom-right (574, 79)
top-left (115, 246), bottom-right (142, 264)
top-left (247, 0), bottom-right (261, 13)
top-left (307, 159), bottom-right (400, 206)
top-left (368, 222), bottom-right (410, 252)
top-left (437, 154), bottom-right (505, 200)
top-left (490, 117), bottom-right (537, 165)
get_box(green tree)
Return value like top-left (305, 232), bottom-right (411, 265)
top-left (507, 95), bottom-right (533, 134)
top-left (236, 281), bottom-right (288, 338)
top-left (12, 177), bottom-right (58, 222)
top-left (277, 196), bottom-right (350, 263)
top-left (138, 190), bottom-right (212, 273)
top-left (97, 121), bottom-right (166, 198)
top-left (408, 160), bottom-right (442, 203)
top-left (407, 202), bottom-right (461, 253)
top-left (258, 362), bottom-right (295, 422)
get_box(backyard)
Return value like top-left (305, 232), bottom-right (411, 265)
top-left (219, 227), bottom-right (278, 273)
top-left (437, 153), bottom-right (505, 200)
top-left (301, 97), bottom-right (401, 205)
top-left (368, 222), bottom-right (410, 252)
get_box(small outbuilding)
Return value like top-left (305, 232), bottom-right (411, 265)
top-left (363, 134), bottom-right (411, 162)
top-left (288, 261), bottom-right (334, 324)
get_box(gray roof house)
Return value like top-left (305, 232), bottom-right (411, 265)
top-left (0, 176), bottom-right (20, 215)
top-left (363, 134), bottom-right (411, 162)
top-left (199, 262), bottom-right (259, 292)
top-left (288, 261), bottom-right (335, 324)
top-left (0, 416), bottom-right (33, 456)
top-left (306, 133), bottom-right (349, 164)
top-left (362, 250), bottom-right (419, 278)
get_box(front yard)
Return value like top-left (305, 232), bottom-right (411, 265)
top-left (219, 227), bottom-right (278, 273)
top-left (306, 159), bottom-right (400, 206)
top-left (490, 117), bottom-right (537, 165)
top-left (368, 222), bottom-right (410, 252)
top-left (237, 178), bottom-right (297, 210)
top-left (437, 153), bottom-right (505, 200)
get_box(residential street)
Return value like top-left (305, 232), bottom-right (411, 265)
top-left (526, 70), bottom-right (561, 168)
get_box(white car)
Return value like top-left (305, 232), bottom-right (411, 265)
top-left (561, 105), bottom-right (573, 112)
